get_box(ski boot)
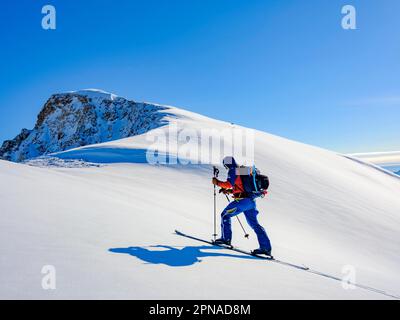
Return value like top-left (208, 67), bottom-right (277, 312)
top-left (213, 238), bottom-right (232, 247)
top-left (252, 248), bottom-right (273, 258)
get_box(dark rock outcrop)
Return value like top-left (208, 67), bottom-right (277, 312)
top-left (0, 90), bottom-right (171, 162)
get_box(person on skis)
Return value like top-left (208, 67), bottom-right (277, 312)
top-left (211, 156), bottom-right (272, 256)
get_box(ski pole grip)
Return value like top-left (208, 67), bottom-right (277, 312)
top-left (213, 166), bottom-right (219, 178)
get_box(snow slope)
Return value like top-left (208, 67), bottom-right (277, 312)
top-left (1, 100), bottom-right (400, 299)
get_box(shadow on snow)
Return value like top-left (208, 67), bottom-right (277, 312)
top-left (109, 245), bottom-right (257, 267)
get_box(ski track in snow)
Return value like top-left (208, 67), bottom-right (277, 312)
top-left (175, 230), bottom-right (400, 300)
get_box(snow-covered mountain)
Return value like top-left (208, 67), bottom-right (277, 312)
top-left (1, 90), bottom-right (400, 299)
top-left (0, 89), bottom-right (171, 162)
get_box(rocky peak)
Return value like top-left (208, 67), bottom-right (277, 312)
top-left (0, 90), bottom-right (170, 162)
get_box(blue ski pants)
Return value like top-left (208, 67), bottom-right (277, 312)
top-left (221, 198), bottom-right (271, 250)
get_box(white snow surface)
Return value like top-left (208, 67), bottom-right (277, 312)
top-left (1, 99), bottom-right (400, 299)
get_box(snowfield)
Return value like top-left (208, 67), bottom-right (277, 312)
top-left (1, 102), bottom-right (400, 299)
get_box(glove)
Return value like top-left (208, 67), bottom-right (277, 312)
top-left (212, 177), bottom-right (219, 185)
top-left (219, 188), bottom-right (232, 194)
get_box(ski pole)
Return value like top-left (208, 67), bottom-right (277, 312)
top-left (212, 166), bottom-right (219, 241)
top-left (236, 216), bottom-right (250, 239)
top-left (223, 192), bottom-right (249, 239)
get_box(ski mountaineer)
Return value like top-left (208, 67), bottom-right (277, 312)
top-left (211, 156), bottom-right (272, 256)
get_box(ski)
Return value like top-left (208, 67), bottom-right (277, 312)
top-left (175, 230), bottom-right (309, 271)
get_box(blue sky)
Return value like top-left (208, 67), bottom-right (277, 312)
top-left (0, 0), bottom-right (399, 153)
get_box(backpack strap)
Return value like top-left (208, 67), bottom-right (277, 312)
top-left (252, 165), bottom-right (258, 193)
